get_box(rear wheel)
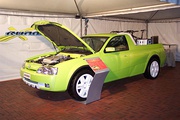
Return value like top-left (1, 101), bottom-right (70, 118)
top-left (68, 69), bottom-right (94, 101)
top-left (144, 58), bottom-right (160, 79)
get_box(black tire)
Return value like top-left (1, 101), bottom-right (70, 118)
top-left (144, 58), bottom-right (160, 79)
top-left (68, 69), bottom-right (94, 101)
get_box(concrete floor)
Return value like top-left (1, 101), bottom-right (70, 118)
top-left (0, 62), bottom-right (180, 120)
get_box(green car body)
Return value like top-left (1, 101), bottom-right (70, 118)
top-left (20, 21), bottom-right (166, 101)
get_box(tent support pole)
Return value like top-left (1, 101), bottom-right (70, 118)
top-left (146, 21), bottom-right (148, 38)
top-left (145, 10), bottom-right (158, 38)
top-left (74, 0), bottom-right (82, 37)
top-left (80, 16), bottom-right (82, 37)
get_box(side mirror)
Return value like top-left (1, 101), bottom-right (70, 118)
top-left (105, 47), bottom-right (116, 52)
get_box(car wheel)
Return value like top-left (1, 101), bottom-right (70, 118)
top-left (68, 69), bottom-right (94, 101)
top-left (144, 58), bottom-right (160, 79)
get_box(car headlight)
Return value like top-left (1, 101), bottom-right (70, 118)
top-left (37, 66), bottom-right (58, 75)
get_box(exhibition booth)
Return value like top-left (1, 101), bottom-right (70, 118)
top-left (0, 0), bottom-right (180, 81)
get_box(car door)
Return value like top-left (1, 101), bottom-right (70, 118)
top-left (101, 35), bottom-right (131, 82)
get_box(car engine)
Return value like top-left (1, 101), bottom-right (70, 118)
top-left (35, 54), bottom-right (72, 65)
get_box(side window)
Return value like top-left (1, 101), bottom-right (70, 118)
top-left (106, 35), bottom-right (129, 52)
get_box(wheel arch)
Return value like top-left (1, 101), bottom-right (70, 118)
top-left (144, 54), bottom-right (160, 72)
top-left (67, 65), bottom-right (93, 90)
top-left (150, 54), bottom-right (160, 63)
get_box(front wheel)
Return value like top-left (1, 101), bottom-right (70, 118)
top-left (68, 69), bottom-right (94, 101)
top-left (144, 58), bottom-right (160, 79)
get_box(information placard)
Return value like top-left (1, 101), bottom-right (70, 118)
top-left (86, 57), bottom-right (108, 72)
top-left (82, 57), bottom-right (109, 104)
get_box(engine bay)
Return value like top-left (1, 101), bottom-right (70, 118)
top-left (35, 54), bottom-right (72, 65)
top-left (26, 46), bottom-right (92, 66)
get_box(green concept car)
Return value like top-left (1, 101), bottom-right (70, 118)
top-left (20, 21), bottom-right (166, 101)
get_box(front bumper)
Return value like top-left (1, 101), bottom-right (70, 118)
top-left (20, 68), bottom-right (66, 91)
top-left (22, 77), bottom-right (49, 89)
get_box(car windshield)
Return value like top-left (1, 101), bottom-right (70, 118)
top-left (82, 37), bottom-right (109, 52)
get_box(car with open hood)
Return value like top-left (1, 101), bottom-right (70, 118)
top-left (21, 20), bottom-right (166, 101)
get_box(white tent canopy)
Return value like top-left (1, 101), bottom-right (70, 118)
top-left (0, 0), bottom-right (180, 81)
top-left (0, 0), bottom-right (179, 20)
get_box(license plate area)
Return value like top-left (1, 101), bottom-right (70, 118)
top-left (24, 73), bottom-right (30, 79)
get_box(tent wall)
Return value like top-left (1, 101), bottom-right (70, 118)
top-left (149, 22), bottom-right (180, 61)
top-left (87, 19), bottom-right (146, 37)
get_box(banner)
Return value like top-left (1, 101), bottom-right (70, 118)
top-left (0, 25), bottom-right (55, 81)
top-left (0, 15), bottom-right (82, 81)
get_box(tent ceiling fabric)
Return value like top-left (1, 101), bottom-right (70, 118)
top-left (109, 7), bottom-right (180, 21)
top-left (0, 0), bottom-right (180, 21)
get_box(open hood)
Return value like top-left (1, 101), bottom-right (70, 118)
top-left (31, 21), bottom-right (95, 53)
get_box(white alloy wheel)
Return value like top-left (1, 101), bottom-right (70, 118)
top-left (76, 73), bottom-right (93, 98)
top-left (150, 61), bottom-right (159, 78)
